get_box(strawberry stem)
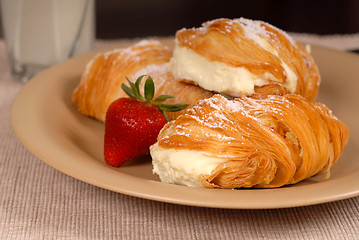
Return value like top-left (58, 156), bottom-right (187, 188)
top-left (162, 111), bottom-right (169, 122)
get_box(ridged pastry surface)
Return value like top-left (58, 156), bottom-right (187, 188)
top-left (173, 18), bottom-right (320, 101)
top-left (151, 94), bottom-right (348, 188)
top-left (72, 40), bottom-right (214, 122)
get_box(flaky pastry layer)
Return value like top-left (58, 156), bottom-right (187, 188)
top-left (153, 94), bottom-right (348, 188)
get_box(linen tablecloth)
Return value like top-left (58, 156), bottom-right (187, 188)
top-left (1, 34), bottom-right (359, 239)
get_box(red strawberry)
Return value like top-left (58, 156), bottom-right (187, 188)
top-left (104, 75), bottom-right (189, 167)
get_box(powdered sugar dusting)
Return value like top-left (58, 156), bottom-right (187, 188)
top-left (130, 63), bottom-right (169, 79)
top-left (235, 18), bottom-right (269, 42)
top-left (102, 39), bottom-right (167, 61)
top-left (235, 18), bottom-right (296, 47)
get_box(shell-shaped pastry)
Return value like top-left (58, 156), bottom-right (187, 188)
top-left (72, 39), bottom-right (214, 122)
top-left (171, 18), bottom-right (320, 101)
top-left (151, 94), bottom-right (348, 188)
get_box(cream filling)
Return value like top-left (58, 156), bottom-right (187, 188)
top-left (171, 40), bottom-right (297, 96)
top-left (150, 143), bottom-right (226, 187)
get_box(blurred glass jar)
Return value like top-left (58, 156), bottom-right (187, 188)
top-left (1, 0), bottom-right (95, 83)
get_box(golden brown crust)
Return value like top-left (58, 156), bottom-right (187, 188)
top-left (176, 18), bottom-right (320, 101)
top-left (72, 40), bottom-right (214, 122)
top-left (156, 94), bottom-right (348, 188)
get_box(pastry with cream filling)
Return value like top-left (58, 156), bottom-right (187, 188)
top-left (72, 40), bottom-right (214, 122)
top-left (150, 94), bottom-right (348, 188)
top-left (171, 18), bottom-right (320, 101)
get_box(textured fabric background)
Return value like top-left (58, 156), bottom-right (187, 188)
top-left (1, 36), bottom-right (359, 239)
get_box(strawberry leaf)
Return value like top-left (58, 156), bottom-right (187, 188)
top-left (144, 76), bottom-right (155, 101)
top-left (160, 103), bottom-right (190, 112)
top-left (154, 94), bottom-right (174, 103)
top-left (121, 83), bottom-right (136, 99)
top-left (127, 77), bottom-right (144, 101)
top-left (135, 75), bottom-right (144, 90)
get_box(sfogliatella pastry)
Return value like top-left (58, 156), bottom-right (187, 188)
top-left (150, 94), bottom-right (348, 188)
top-left (72, 40), bottom-right (214, 122)
top-left (171, 18), bottom-right (320, 101)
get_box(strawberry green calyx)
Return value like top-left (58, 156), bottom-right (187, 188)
top-left (121, 75), bottom-right (189, 121)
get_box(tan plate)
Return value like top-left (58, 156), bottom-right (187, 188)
top-left (10, 39), bottom-right (359, 209)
